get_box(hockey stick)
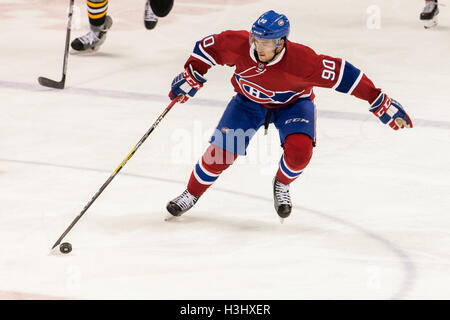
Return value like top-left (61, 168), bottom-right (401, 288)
top-left (51, 97), bottom-right (181, 250)
top-left (38, 0), bottom-right (74, 89)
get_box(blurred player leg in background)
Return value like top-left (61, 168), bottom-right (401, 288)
top-left (144, 0), bottom-right (159, 29)
top-left (71, 0), bottom-right (112, 52)
top-left (420, 0), bottom-right (439, 29)
top-left (71, 0), bottom-right (174, 52)
top-left (145, 0), bottom-right (174, 30)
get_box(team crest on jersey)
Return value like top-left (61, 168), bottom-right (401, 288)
top-left (234, 73), bottom-right (306, 104)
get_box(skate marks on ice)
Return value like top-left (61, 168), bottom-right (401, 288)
top-left (0, 157), bottom-right (416, 300)
top-left (1, 80), bottom-right (450, 130)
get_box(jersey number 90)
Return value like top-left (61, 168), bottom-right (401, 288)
top-left (321, 59), bottom-right (336, 81)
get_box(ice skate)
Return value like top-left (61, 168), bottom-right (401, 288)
top-left (71, 15), bottom-right (113, 52)
top-left (144, 0), bottom-right (158, 30)
top-left (165, 190), bottom-right (199, 221)
top-left (420, 1), bottom-right (439, 29)
top-left (273, 177), bottom-right (292, 223)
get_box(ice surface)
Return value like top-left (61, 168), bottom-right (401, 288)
top-left (0, 0), bottom-right (449, 299)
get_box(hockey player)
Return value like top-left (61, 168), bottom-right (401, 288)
top-left (166, 10), bottom-right (413, 222)
top-left (420, 0), bottom-right (439, 28)
top-left (71, 0), bottom-right (174, 52)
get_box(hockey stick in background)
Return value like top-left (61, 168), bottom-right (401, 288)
top-left (38, 0), bottom-right (74, 89)
top-left (51, 97), bottom-right (181, 250)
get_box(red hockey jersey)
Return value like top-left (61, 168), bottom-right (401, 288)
top-left (185, 30), bottom-right (381, 108)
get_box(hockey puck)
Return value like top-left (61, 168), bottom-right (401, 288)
top-left (59, 242), bottom-right (72, 254)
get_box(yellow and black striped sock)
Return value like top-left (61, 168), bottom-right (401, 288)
top-left (86, 0), bottom-right (108, 26)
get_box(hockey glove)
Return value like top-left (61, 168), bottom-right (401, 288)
top-left (169, 65), bottom-right (207, 103)
top-left (369, 93), bottom-right (413, 130)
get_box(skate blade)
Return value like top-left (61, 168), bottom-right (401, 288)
top-left (424, 18), bottom-right (438, 29)
top-left (70, 46), bottom-right (102, 55)
top-left (164, 213), bottom-right (178, 222)
top-left (280, 217), bottom-right (285, 224)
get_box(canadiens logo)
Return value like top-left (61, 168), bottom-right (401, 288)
top-left (238, 77), bottom-right (275, 103)
top-left (234, 73), bottom-right (308, 104)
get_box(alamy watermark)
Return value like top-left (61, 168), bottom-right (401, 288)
top-left (170, 120), bottom-right (282, 175)
top-left (66, 265), bottom-right (82, 291)
top-left (366, 265), bottom-right (382, 290)
top-left (366, 5), bottom-right (381, 29)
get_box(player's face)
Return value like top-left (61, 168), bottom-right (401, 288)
top-left (252, 37), bottom-right (279, 62)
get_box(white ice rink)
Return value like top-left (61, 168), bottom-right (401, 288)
top-left (0, 0), bottom-right (449, 299)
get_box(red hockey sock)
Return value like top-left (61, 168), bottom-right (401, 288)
top-left (187, 144), bottom-right (238, 197)
top-left (277, 133), bottom-right (313, 185)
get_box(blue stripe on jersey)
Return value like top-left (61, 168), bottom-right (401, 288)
top-left (193, 41), bottom-right (216, 66)
top-left (335, 61), bottom-right (362, 94)
top-left (195, 162), bottom-right (218, 183)
top-left (279, 155), bottom-right (303, 179)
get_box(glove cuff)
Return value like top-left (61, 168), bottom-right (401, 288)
top-left (187, 65), bottom-right (207, 85)
top-left (369, 92), bottom-right (385, 110)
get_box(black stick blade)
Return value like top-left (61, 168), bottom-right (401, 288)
top-left (38, 76), bottom-right (65, 89)
top-left (51, 240), bottom-right (61, 250)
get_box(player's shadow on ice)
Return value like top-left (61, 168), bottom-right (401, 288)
top-left (91, 211), bottom-right (333, 236)
top-left (70, 50), bottom-right (126, 58)
top-left (158, 211), bottom-right (331, 236)
top-left (435, 25), bottom-right (450, 31)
